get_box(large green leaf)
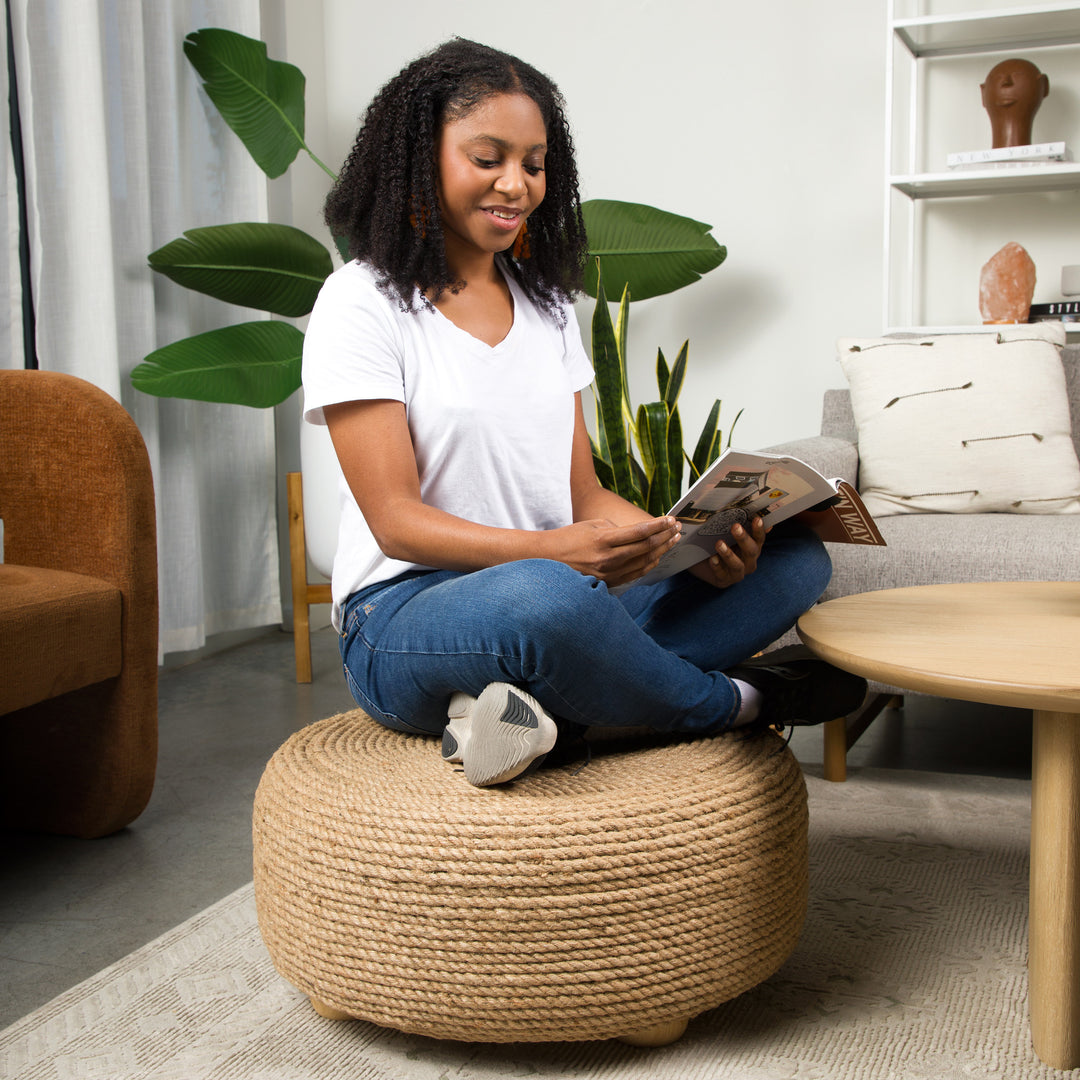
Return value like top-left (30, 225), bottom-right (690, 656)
top-left (691, 399), bottom-right (723, 479)
top-left (589, 437), bottom-right (616, 492)
top-left (665, 341), bottom-right (688, 408)
top-left (663, 343), bottom-right (687, 504)
top-left (131, 321), bottom-right (305, 408)
top-left (149, 223), bottom-right (332, 317)
top-left (591, 273), bottom-right (639, 503)
top-left (581, 200), bottom-right (727, 301)
top-left (637, 401), bottom-right (672, 517)
top-left (666, 403), bottom-right (684, 507)
top-left (613, 283), bottom-right (634, 428)
top-left (656, 347), bottom-right (670, 401)
top-left (184, 28), bottom-right (307, 179)
top-left (726, 407), bottom-right (744, 449)
top-left (628, 452), bottom-right (648, 502)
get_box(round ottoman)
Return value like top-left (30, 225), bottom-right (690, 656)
top-left (252, 709), bottom-right (808, 1045)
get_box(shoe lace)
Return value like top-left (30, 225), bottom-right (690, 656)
top-left (568, 735), bottom-right (593, 777)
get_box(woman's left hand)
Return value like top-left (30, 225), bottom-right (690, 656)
top-left (692, 516), bottom-right (768, 589)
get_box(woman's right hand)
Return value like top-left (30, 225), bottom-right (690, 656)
top-left (546, 516), bottom-right (681, 586)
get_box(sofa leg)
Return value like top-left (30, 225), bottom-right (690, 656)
top-left (822, 693), bottom-right (905, 782)
top-left (823, 717), bottom-right (848, 782)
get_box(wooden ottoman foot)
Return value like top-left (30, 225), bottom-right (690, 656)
top-left (616, 1017), bottom-right (689, 1047)
top-left (310, 996), bottom-right (353, 1021)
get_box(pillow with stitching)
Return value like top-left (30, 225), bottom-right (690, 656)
top-left (837, 322), bottom-right (1080, 517)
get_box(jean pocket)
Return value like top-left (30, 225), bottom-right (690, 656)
top-left (342, 602), bottom-right (367, 639)
top-left (340, 575), bottom-right (408, 640)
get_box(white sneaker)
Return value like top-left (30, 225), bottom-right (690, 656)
top-left (442, 683), bottom-right (558, 787)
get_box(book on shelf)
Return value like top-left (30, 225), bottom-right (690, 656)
top-left (1029, 300), bottom-right (1080, 323)
top-left (947, 142), bottom-right (1072, 170)
top-left (614, 449), bottom-right (885, 594)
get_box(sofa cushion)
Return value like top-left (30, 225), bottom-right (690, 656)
top-left (0, 564), bottom-right (122, 715)
top-left (837, 323), bottom-right (1080, 518)
top-left (823, 512), bottom-right (1080, 601)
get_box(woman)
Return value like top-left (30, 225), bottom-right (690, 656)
top-left (302, 38), bottom-right (865, 787)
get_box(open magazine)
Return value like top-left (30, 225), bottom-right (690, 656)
top-left (620, 448), bottom-right (885, 592)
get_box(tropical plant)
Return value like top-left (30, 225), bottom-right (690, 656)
top-left (580, 204), bottom-right (736, 513)
top-left (131, 28), bottom-right (333, 408)
top-left (132, 28), bottom-right (738, 510)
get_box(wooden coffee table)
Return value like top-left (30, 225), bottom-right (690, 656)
top-left (797, 581), bottom-right (1080, 1069)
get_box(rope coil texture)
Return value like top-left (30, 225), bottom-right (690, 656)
top-left (252, 709), bottom-right (808, 1044)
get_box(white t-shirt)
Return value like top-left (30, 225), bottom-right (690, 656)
top-left (302, 259), bottom-right (594, 629)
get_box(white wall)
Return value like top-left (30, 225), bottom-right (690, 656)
top-left (277, 0), bottom-right (887, 451)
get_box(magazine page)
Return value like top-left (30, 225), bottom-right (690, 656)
top-left (623, 449), bottom-right (840, 590)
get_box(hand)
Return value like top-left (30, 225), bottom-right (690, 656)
top-left (549, 516), bottom-right (681, 586)
top-left (695, 516), bottom-right (768, 589)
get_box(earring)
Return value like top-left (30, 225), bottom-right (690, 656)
top-left (512, 222), bottom-right (531, 260)
top-left (409, 200), bottom-right (430, 238)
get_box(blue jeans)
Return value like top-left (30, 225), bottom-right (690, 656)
top-left (338, 524), bottom-right (831, 738)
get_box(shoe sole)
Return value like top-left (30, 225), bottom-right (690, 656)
top-left (443, 684), bottom-right (558, 787)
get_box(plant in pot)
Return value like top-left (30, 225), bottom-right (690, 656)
top-left (132, 28), bottom-right (737, 509)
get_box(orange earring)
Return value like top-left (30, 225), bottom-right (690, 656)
top-left (512, 221), bottom-right (531, 260)
top-left (409, 200), bottom-right (430, 238)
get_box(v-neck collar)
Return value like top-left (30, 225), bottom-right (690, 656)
top-left (427, 261), bottom-right (520, 354)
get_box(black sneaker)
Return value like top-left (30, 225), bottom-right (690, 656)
top-left (727, 645), bottom-right (867, 733)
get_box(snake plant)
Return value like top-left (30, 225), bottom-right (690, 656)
top-left (587, 263), bottom-right (739, 514)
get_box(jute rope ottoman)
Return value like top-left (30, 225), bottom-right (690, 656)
top-left (253, 709), bottom-right (808, 1046)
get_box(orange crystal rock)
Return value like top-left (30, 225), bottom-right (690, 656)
top-left (979, 241), bottom-right (1036, 324)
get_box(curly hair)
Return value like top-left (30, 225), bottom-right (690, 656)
top-left (324, 38), bottom-right (588, 318)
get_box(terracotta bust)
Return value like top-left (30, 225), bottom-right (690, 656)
top-left (981, 58), bottom-right (1050, 148)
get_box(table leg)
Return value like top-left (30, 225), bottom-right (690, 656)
top-left (1029, 710), bottom-right (1080, 1069)
top-left (823, 717), bottom-right (847, 782)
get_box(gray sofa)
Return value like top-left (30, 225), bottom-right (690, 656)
top-left (769, 341), bottom-right (1080, 780)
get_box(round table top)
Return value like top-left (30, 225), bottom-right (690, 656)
top-left (797, 581), bottom-right (1080, 713)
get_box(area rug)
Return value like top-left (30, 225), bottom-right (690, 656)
top-left (1, 767), bottom-right (1062, 1079)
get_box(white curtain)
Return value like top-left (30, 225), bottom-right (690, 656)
top-left (0, 6), bottom-right (24, 394)
top-left (5, 0), bottom-right (283, 655)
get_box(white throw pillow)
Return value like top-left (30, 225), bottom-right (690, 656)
top-left (837, 323), bottom-right (1080, 517)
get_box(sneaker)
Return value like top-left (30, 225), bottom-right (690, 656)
top-left (442, 683), bottom-right (559, 787)
top-left (727, 645), bottom-right (867, 733)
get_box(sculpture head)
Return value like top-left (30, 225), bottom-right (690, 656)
top-left (981, 58), bottom-right (1050, 148)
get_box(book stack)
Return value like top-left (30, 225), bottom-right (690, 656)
top-left (947, 142), bottom-right (1072, 170)
top-left (1029, 300), bottom-right (1080, 324)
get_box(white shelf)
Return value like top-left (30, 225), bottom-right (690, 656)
top-left (893, 2), bottom-right (1080, 57)
top-left (884, 1), bottom-right (1080, 329)
top-left (886, 323), bottom-right (1079, 335)
top-left (890, 162), bottom-right (1080, 197)
top-left (884, 324), bottom-right (1002, 334)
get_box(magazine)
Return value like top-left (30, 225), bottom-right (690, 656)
top-left (620, 448), bottom-right (885, 592)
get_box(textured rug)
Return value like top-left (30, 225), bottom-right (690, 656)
top-left (1, 767), bottom-right (1064, 1079)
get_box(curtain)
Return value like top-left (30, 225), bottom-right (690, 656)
top-left (1, 5), bottom-right (24, 378)
top-left (5, 0), bottom-right (282, 656)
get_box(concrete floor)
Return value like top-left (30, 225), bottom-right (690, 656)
top-left (0, 626), bottom-right (1033, 1030)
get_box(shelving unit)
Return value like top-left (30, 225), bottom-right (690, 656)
top-left (885, 1), bottom-right (1080, 332)
top-left (893, 2), bottom-right (1080, 55)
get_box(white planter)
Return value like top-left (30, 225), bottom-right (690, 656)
top-left (299, 414), bottom-right (340, 581)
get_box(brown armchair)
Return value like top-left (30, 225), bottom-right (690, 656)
top-left (0, 370), bottom-right (158, 837)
